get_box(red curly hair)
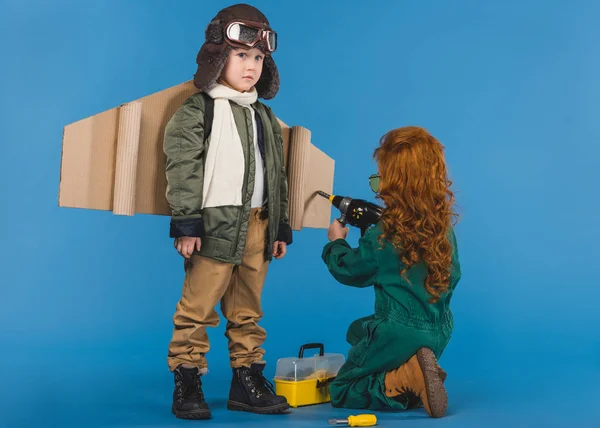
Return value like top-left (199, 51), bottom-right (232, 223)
top-left (374, 126), bottom-right (457, 303)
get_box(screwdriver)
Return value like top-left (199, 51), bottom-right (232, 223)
top-left (328, 414), bottom-right (377, 426)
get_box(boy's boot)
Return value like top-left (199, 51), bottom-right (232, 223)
top-left (172, 366), bottom-right (211, 420)
top-left (384, 348), bottom-right (448, 418)
top-left (227, 362), bottom-right (289, 414)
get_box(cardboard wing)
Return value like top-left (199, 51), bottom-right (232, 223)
top-left (58, 80), bottom-right (334, 230)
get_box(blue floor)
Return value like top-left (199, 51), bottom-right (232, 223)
top-left (1, 343), bottom-right (598, 427)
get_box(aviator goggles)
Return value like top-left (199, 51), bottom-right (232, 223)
top-left (225, 20), bottom-right (278, 52)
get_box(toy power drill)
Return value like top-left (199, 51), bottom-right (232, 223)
top-left (317, 191), bottom-right (382, 237)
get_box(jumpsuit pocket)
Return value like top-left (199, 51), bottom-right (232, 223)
top-left (346, 315), bottom-right (376, 345)
top-left (347, 318), bottom-right (384, 367)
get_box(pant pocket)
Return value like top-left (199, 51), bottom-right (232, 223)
top-left (347, 319), bottom-right (383, 367)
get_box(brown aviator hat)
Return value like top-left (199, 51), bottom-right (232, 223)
top-left (193, 3), bottom-right (279, 99)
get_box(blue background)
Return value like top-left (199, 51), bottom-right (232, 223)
top-left (1, 0), bottom-right (599, 426)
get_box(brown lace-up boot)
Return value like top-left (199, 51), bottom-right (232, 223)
top-left (384, 348), bottom-right (448, 417)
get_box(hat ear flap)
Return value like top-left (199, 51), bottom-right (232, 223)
top-left (255, 55), bottom-right (279, 100)
top-left (193, 45), bottom-right (230, 91)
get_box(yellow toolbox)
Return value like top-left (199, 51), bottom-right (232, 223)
top-left (273, 343), bottom-right (345, 408)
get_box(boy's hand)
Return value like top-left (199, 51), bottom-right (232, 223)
top-left (174, 236), bottom-right (201, 258)
top-left (328, 219), bottom-right (348, 241)
top-left (273, 241), bottom-right (287, 259)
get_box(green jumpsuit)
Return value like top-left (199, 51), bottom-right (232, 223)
top-left (321, 223), bottom-right (461, 410)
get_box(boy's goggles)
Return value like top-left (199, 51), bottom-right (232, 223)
top-left (225, 20), bottom-right (277, 52)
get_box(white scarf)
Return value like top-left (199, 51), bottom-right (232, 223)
top-left (202, 83), bottom-right (258, 208)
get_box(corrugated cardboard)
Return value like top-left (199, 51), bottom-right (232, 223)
top-left (58, 80), bottom-right (334, 230)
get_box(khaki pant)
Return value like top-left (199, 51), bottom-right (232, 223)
top-left (167, 208), bottom-right (270, 371)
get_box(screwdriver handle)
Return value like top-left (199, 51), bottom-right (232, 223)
top-left (348, 414), bottom-right (377, 427)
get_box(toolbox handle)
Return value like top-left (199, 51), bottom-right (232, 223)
top-left (298, 343), bottom-right (324, 358)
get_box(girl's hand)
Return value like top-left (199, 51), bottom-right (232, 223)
top-left (174, 237), bottom-right (201, 258)
top-left (328, 219), bottom-right (348, 241)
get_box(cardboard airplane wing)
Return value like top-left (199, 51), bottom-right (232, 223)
top-left (58, 80), bottom-right (334, 230)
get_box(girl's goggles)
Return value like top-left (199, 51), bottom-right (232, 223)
top-left (369, 174), bottom-right (381, 193)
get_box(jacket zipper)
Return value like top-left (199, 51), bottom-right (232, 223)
top-left (232, 104), bottom-right (251, 259)
top-left (259, 105), bottom-right (272, 261)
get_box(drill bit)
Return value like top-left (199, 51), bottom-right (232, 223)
top-left (317, 190), bottom-right (331, 199)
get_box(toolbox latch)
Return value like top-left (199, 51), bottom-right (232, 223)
top-left (316, 376), bottom-right (336, 389)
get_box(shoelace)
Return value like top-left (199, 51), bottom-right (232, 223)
top-left (176, 374), bottom-right (204, 400)
top-left (247, 370), bottom-right (276, 397)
